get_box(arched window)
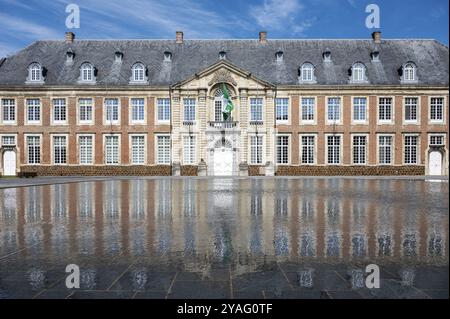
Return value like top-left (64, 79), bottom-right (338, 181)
top-left (28, 63), bottom-right (42, 82)
top-left (403, 63), bottom-right (417, 82)
top-left (80, 63), bottom-right (94, 82)
top-left (219, 51), bottom-right (226, 60)
top-left (351, 63), bottom-right (366, 83)
top-left (132, 63), bottom-right (146, 82)
top-left (299, 63), bottom-right (315, 83)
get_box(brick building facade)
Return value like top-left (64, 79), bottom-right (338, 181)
top-left (0, 31), bottom-right (448, 176)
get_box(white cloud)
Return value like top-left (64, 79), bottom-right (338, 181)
top-left (0, 13), bottom-right (60, 40)
top-left (249, 0), bottom-right (314, 35)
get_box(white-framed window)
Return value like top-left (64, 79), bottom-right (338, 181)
top-left (80, 63), bottom-right (95, 82)
top-left (131, 63), bottom-right (146, 83)
top-left (404, 97), bottom-right (418, 123)
top-left (352, 135), bottom-right (367, 165)
top-left (26, 135), bottom-right (41, 164)
top-left (2, 135), bottom-right (16, 146)
top-left (78, 135), bottom-right (94, 165)
top-left (327, 97), bottom-right (341, 123)
top-left (353, 97), bottom-right (367, 123)
top-left (53, 99), bottom-right (67, 123)
top-left (430, 97), bottom-right (444, 122)
top-left (299, 63), bottom-right (316, 83)
top-left (276, 135), bottom-right (289, 165)
top-left (250, 135), bottom-right (263, 165)
top-left (26, 99), bottom-right (41, 123)
top-left (378, 97), bottom-right (392, 122)
top-left (131, 98), bottom-right (145, 123)
top-left (79, 98), bottom-right (93, 123)
top-left (53, 135), bottom-right (67, 165)
top-left (184, 98), bottom-right (196, 122)
top-left (429, 134), bottom-right (445, 146)
top-left (300, 135), bottom-right (315, 165)
top-left (104, 98), bottom-right (120, 124)
top-left (157, 98), bottom-right (171, 122)
top-left (327, 135), bottom-right (341, 165)
top-left (351, 63), bottom-right (367, 83)
top-left (404, 135), bottom-right (419, 165)
top-left (104, 135), bottom-right (120, 165)
top-left (28, 63), bottom-right (43, 82)
top-left (2, 99), bottom-right (16, 123)
top-left (157, 135), bottom-right (171, 165)
top-left (275, 98), bottom-right (289, 123)
top-left (250, 98), bottom-right (263, 122)
top-left (378, 135), bottom-right (393, 165)
top-left (403, 63), bottom-right (417, 82)
top-left (131, 135), bottom-right (146, 165)
top-left (183, 135), bottom-right (196, 165)
top-left (301, 97), bottom-right (315, 123)
top-left (214, 99), bottom-right (223, 122)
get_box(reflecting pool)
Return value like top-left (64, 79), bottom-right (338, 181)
top-left (0, 178), bottom-right (448, 299)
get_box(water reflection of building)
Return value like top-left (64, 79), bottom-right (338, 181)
top-left (325, 180), bottom-right (343, 258)
top-left (274, 179), bottom-right (290, 257)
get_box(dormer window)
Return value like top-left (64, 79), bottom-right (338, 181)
top-left (350, 62), bottom-right (367, 83)
top-left (299, 62), bottom-right (316, 83)
top-left (371, 51), bottom-right (380, 62)
top-left (323, 49), bottom-right (332, 62)
top-left (115, 51), bottom-right (123, 63)
top-left (131, 63), bottom-right (146, 83)
top-left (27, 63), bottom-right (43, 83)
top-left (276, 51), bottom-right (283, 62)
top-left (80, 62), bottom-right (95, 83)
top-left (66, 50), bottom-right (75, 64)
top-left (164, 51), bottom-right (172, 62)
top-left (402, 62), bottom-right (417, 83)
top-left (219, 51), bottom-right (226, 60)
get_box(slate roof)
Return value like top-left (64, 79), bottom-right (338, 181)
top-left (0, 39), bottom-right (448, 87)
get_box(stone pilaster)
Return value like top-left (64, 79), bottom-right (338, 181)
top-left (171, 91), bottom-right (181, 164)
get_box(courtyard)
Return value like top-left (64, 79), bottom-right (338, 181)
top-left (0, 177), bottom-right (448, 299)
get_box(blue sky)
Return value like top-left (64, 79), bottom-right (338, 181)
top-left (0, 0), bottom-right (448, 57)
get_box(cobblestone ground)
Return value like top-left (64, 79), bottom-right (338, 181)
top-left (0, 178), bottom-right (448, 299)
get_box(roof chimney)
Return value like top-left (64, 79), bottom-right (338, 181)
top-left (176, 31), bottom-right (184, 44)
top-left (259, 31), bottom-right (267, 43)
top-left (372, 31), bottom-right (381, 44)
top-left (65, 32), bottom-right (75, 44)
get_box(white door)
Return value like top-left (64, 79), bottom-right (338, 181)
top-left (429, 151), bottom-right (442, 176)
top-left (3, 151), bottom-right (16, 176)
top-left (214, 147), bottom-right (233, 176)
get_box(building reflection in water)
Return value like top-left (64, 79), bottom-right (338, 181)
top-left (0, 179), bottom-right (448, 278)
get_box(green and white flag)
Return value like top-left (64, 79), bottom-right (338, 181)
top-left (222, 83), bottom-right (234, 121)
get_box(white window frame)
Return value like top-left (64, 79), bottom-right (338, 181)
top-left (326, 97), bottom-right (342, 125)
top-left (429, 96), bottom-right (446, 124)
top-left (131, 63), bottom-right (147, 83)
top-left (130, 97), bottom-right (146, 125)
top-left (25, 134), bottom-right (42, 165)
top-left (52, 98), bottom-right (68, 125)
top-left (78, 134), bottom-right (95, 165)
top-left (299, 63), bottom-right (316, 83)
top-left (1, 98), bottom-right (17, 125)
top-left (156, 134), bottom-right (171, 165)
top-left (104, 98), bottom-right (120, 125)
top-left (27, 63), bottom-right (43, 83)
top-left (130, 134), bottom-right (147, 165)
top-left (183, 98), bottom-right (196, 123)
top-left (429, 134), bottom-right (446, 147)
top-left (182, 135), bottom-right (196, 165)
top-left (25, 98), bottom-right (41, 125)
top-left (1, 134), bottom-right (17, 147)
top-left (51, 134), bottom-right (68, 165)
top-left (275, 97), bottom-right (289, 124)
top-left (325, 134), bottom-right (343, 165)
top-left (249, 135), bottom-right (264, 165)
top-left (157, 98), bottom-right (171, 123)
top-left (377, 134), bottom-right (395, 165)
top-left (80, 63), bottom-right (95, 83)
top-left (403, 97), bottom-right (420, 125)
top-left (351, 134), bottom-right (368, 165)
top-left (300, 134), bottom-right (317, 165)
top-left (250, 98), bottom-right (264, 123)
top-left (403, 134), bottom-right (420, 165)
top-left (78, 98), bottom-right (95, 125)
top-left (402, 63), bottom-right (417, 83)
top-left (300, 97), bottom-right (316, 125)
top-left (103, 134), bottom-right (121, 165)
top-left (377, 96), bottom-right (394, 124)
top-left (351, 63), bottom-right (367, 83)
top-left (352, 97), bottom-right (368, 124)
top-left (276, 134), bottom-right (290, 165)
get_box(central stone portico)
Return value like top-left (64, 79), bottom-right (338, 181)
top-left (170, 60), bottom-right (276, 176)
